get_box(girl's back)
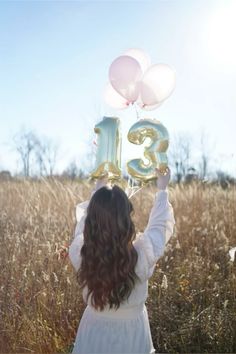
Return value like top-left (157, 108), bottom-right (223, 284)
top-left (69, 170), bottom-right (174, 354)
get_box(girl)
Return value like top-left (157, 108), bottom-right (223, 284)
top-left (69, 169), bottom-right (175, 354)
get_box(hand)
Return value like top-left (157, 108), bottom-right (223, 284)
top-left (94, 173), bottom-right (109, 192)
top-left (156, 167), bottom-right (171, 190)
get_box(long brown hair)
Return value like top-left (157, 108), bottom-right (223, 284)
top-left (77, 185), bottom-right (138, 310)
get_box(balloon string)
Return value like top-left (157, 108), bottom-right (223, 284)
top-left (133, 103), bottom-right (140, 120)
top-left (128, 186), bottom-right (143, 199)
top-left (126, 175), bottom-right (143, 199)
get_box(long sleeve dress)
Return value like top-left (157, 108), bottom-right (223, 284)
top-left (69, 189), bottom-right (175, 354)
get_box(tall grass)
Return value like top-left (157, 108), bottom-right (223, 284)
top-left (0, 179), bottom-right (235, 353)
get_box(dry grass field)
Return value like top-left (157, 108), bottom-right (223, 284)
top-left (0, 179), bottom-right (236, 353)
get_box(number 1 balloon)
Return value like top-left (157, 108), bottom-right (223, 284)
top-left (90, 117), bottom-right (122, 180)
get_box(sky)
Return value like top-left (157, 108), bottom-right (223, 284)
top-left (0, 0), bottom-right (236, 177)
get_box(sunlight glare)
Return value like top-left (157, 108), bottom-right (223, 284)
top-left (206, 1), bottom-right (236, 74)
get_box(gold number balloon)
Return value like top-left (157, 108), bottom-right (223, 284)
top-left (91, 117), bottom-right (122, 180)
top-left (127, 119), bottom-right (169, 182)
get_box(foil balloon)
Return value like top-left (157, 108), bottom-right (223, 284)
top-left (91, 117), bottom-right (122, 180)
top-left (127, 119), bottom-right (169, 182)
top-left (109, 55), bottom-right (142, 103)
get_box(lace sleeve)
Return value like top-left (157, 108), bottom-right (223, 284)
top-left (74, 201), bottom-right (89, 238)
top-left (134, 190), bottom-right (175, 282)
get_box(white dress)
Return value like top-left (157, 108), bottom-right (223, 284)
top-left (69, 190), bottom-right (175, 354)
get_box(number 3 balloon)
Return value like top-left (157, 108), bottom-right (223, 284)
top-left (127, 119), bottom-right (169, 182)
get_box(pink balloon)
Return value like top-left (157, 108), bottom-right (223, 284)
top-left (104, 83), bottom-right (129, 110)
top-left (109, 55), bottom-right (142, 103)
top-left (124, 48), bottom-right (151, 74)
top-left (140, 64), bottom-right (176, 106)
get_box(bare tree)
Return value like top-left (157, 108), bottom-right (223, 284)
top-left (35, 137), bottom-right (59, 176)
top-left (62, 160), bottom-right (85, 180)
top-left (169, 132), bottom-right (192, 183)
top-left (63, 161), bottom-right (79, 180)
top-left (198, 130), bottom-right (211, 180)
top-left (34, 139), bottom-right (45, 176)
top-left (13, 129), bottom-right (59, 177)
top-left (215, 170), bottom-right (235, 189)
top-left (13, 129), bottom-right (38, 177)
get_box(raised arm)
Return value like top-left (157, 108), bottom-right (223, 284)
top-left (134, 168), bottom-right (175, 281)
